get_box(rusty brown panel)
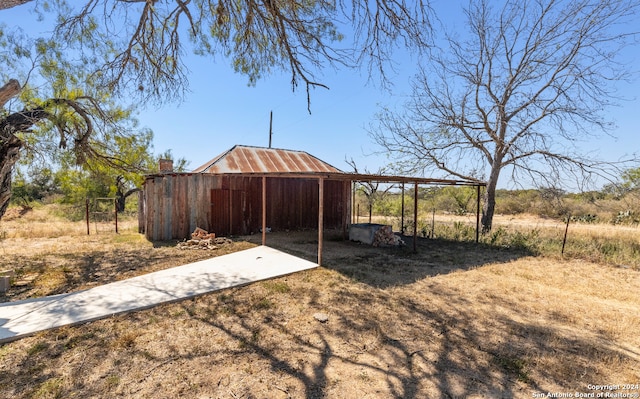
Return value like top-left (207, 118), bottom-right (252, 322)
top-left (301, 152), bottom-right (324, 172)
top-left (163, 177), bottom-right (172, 240)
top-left (182, 176), bottom-right (191, 237)
top-left (173, 176), bottom-right (181, 239)
top-left (193, 145), bottom-right (343, 174)
top-left (175, 175), bottom-right (189, 239)
top-left (273, 151), bottom-right (300, 172)
top-left (153, 176), bottom-right (162, 241)
top-left (210, 189), bottom-right (230, 236)
top-left (146, 174), bottom-right (348, 239)
top-left (250, 176), bottom-right (263, 233)
top-left (230, 189), bottom-right (244, 235)
top-left (263, 149), bottom-right (284, 171)
top-left (195, 175), bottom-right (205, 231)
top-left (171, 176), bottom-right (179, 239)
top-left (188, 175), bottom-right (198, 233)
top-left (320, 179), bottom-right (349, 229)
top-left (267, 178), bottom-right (317, 230)
top-left (144, 179), bottom-right (154, 240)
top-left (243, 147), bottom-right (259, 173)
top-left (224, 151), bottom-right (240, 173)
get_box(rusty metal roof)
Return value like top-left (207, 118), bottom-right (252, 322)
top-left (192, 145), bottom-right (343, 174)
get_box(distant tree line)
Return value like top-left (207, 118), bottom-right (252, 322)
top-left (354, 168), bottom-right (640, 225)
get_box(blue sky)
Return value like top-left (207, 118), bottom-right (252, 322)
top-left (3, 1), bottom-right (639, 189)
top-left (136, 54), bottom-right (409, 173)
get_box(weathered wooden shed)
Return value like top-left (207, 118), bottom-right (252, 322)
top-left (139, 145), bottom-right (351, 241)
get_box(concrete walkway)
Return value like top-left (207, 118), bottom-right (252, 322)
top-left (0, 246), bottom-right (317, 343)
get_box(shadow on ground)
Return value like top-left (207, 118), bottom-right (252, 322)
top-left (242, 230), bottom-right (533, 288)
top-left (1, 230), bottom-right (638, 398)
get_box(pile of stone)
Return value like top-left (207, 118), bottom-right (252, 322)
top-left (373, 225), bottom-right (405, 247)
top-left (177, 228), bottom-right (233, 250)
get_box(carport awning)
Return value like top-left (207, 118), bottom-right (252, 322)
top-left (251, 173), bottom-right (485, 266)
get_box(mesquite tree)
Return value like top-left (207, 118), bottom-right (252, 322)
top-left (0, 0), bottom-right (433, 219)
top-left (0, 28), bottom-right (150, 218)
top-left (371, 0), bottom-right (639, 231)
top-left (1, 0), bottom-right (433, 104)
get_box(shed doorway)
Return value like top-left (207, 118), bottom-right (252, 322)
top-left (210, 189), bottom-right (244, 236)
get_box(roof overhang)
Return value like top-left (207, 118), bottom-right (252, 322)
top-left (144, 171), bottom-right (485, 187)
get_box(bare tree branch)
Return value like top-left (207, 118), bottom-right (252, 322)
top-left (371, 0), bottom-right (640, 231)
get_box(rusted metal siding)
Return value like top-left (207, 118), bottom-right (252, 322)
top-left (193, 145), bottom-right (342, 174)
top-left (142, 174), bottom-right (351, 240)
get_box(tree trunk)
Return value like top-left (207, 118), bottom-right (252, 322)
top-left (116, 188), bottom-right (141, 213)
top-left (0, 137), bottom-right (22, 219)
top-left (481, 164), bottom-right (501, 232)
top-left (0, 79), bottom-right (24, 218)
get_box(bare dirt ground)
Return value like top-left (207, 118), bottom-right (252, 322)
top-left (1, 211), bottom-right (639, 399)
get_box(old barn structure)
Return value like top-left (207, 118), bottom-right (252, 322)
top-left (139, 144), bottom-right (486, 265)
top-left (139, 145), bottom-right (351, 241)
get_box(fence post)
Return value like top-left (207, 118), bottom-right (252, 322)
top-left (476, 184), bottom-right (481, 243)
top-left (401, 182), bottom-right (405, 234)
top-left (413, 182), bottom-right (418, 253)
top-left (86, 198), bottom-right (90, 235)
top-left (561, 214), bottom-right (571, 256)
top-left (431, 208), bottom-right (436, 239)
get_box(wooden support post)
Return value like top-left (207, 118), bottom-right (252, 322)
top-left (352, 181), bottom-right (356, 224)
top-left (343, 181), bottom-right (349, 239)
top-left (318, 177), bottom-right (324, 266)
top-left (262, 176), bottom-right (267, 246)
top-left (401, 182), bottom-right (405, 235)
top-left (114, 198), bottom-right (118, 234)
top-left (413, 182), bottom-right (418, 253)
top-left (476, 184), bottom-right (481, 243)
top-left (86, 198), bottom-right (90, 235)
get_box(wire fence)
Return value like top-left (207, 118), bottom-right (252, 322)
top-left (85, 198), bottom-right (118, 234)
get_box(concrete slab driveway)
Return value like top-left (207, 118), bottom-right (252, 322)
top-left (0, 246), bottom-right (317, 343)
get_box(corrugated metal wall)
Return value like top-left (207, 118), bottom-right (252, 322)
top-left (141, 174), bottom-right (351, 241)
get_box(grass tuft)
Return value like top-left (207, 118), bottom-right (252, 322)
top-left (27, 342), bottom-right (49, 356)
top-left (32, 377), bottom-right (65, 399)
top-left (262, 280), bottom-right (291, 294)
top-left (492, 354), bottom-right (530, 383)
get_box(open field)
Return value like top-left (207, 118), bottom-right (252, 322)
top-left (1, 206), bottom-right (639, 398)
top-left (368, 213), bottom-right (640, 269)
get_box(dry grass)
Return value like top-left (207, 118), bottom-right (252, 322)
top-left (0, 206), bottom-right (255, 302)
top-left (373, 213), bottom-right (640, 269)
top-left (1, 207), bottom-right (639, 398)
